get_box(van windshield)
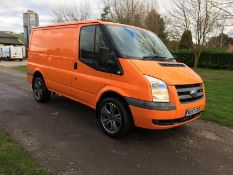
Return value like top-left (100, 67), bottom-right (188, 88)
top-left (105, 25), bottom-right (175, 62)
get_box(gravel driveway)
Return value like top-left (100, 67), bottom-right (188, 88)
top-left (0, 68), bottom-right (232, 175)
top-left (0, 60), bottom-right (27, 67)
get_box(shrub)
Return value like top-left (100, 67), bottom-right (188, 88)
top-left (172, 50), bottom-right (233, 70)
top-left (179, 30), bottom-right (193, 49)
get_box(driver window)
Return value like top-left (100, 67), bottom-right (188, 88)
top-left (95, 25), bottom-right (109, 59)
top-left (79, 25), bottom-right (117, 73)
top-left (79, 25), bottom-right (95, 59)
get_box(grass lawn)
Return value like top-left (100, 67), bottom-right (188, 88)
top-left (14, 66), bottom-right (233, 127)
top-left (196, 69), bottom-right (233, 128)
top-left (0, 131), bottom-right (48, 175)
top-left (15, 65), bottom-right (27, 72)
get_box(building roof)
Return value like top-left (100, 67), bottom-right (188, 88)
top-left (23, 10), bottom-right (38, 15)
top-left (0, 32), bottom-right (23, 45)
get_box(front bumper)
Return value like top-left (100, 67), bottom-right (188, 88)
top-left (126, 95), bottom-right (205, 129)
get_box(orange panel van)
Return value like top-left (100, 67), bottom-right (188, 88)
top-left (27, 20), bottom-right (206, 137)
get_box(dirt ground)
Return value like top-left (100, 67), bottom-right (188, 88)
top-left (0, 60), bottom-right (27, 67)
top-left (0, 68), bottom-right (232, 175)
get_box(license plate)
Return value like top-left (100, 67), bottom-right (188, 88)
top-left (185, 107), bottom-right (200, 117)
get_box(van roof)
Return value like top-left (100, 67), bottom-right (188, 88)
top-left (32, 20), bottom-right (142, 30)
top-left (33, 20), bottom-right (119, 29)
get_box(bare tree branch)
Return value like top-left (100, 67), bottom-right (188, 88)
top-left (51, 0), bottom-right (92, 23)
top-left (102, 0), bottom-right (156, 27)
top-left (209, 0), bottom-right (233, 17)
top-left (166, 0), bottom-right (224, 68)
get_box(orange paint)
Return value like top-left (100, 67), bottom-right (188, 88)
top-left (28, 20), bottom-right (206, 130)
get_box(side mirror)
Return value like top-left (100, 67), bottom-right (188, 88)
top-left (99, 47), bottom-right (115, 67)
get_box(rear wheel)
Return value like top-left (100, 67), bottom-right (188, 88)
top-left (32, 77), bottom-right (51, 103)
top-left (98, 97), bottom-right (133, 138)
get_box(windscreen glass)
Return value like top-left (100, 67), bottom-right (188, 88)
top-left (105, 25), bottom-right (174, 61)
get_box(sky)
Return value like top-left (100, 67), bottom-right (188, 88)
top-left (0, 0), bottom-right (172, 33)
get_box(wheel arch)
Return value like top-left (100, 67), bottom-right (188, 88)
top-left (32, 66), bottom-right (47, 79)
top-left (96, 88), bottom-right (134, 125)
top-left (95, 86), bottom-right (130, 109)
top-left (33, 71), bottom-right (43, 79)
top-left (32, 69), bottom-right (47, 88)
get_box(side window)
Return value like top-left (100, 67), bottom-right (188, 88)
top-left (80, 25), bottom-right (95, 59)
top-left (95, 25), bottom-right (108, 57)
top-left (79, 25), bottom-right (118, 73)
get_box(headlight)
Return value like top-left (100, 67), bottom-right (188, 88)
top-left (145, 75), bottom-right (170, 102)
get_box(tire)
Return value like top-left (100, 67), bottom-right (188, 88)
top-left (19, 59), bottom-right (23, 61)
top-left (32, 77), bottom-right (51, 103)
top-left (97, 97), bottom-right (133, 138)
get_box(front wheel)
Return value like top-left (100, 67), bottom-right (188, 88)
top-left (32, 77), bottom-right (51, 103)
top-left (98, 97), bottom-right (133, 138)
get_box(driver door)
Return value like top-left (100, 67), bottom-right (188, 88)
top-left (72, 24), bottom-right (114, 108)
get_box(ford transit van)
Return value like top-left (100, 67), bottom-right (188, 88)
top-left (27, 20), bottom-right (206, 137)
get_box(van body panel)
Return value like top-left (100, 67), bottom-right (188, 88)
top-left (10, 46), bottom-right (24, 59)
top-left (95, 85), bottom-right (131, 107)
top-left (130, 59), bottom-right (203, 85)
top-left (130, 83), bottom-right (205, 128)
top-left (29, 27), bottom-right (78, 97)
top-left (0, 46), bottom-right (24, 59)
top-left (72, 61), bottom-right (112, 108)
top-left (1, 46), bottom-right (10, 58)
top-left (130, 97), bottom-right (205, 129)
top-left (28, 20), bottom-right (206, 132)
top-left (130, 105), bottom-right (201, 129)
top-left (111, 58), bottom-right (152, 101)
top-left (72, 23), bottom-right (113, 107)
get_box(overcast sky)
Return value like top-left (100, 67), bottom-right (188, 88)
top-left (0, 0), bottom-right (173, 33)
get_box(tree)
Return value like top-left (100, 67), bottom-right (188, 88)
top-left (102, 0), bottom-right (167, 42)
top-left (208, 33), bottom-right (233, 49)
top-left (209, 0), bottom-right (233, 18)
top-left (103, 0), bottom-right (149, 27)
top-left (167, 0), bottom-right (221, 68)
top-left (51, 0), bottom-right (91, 23)
top-left (145, 9), bottom-right (160, 34)
top-left (144, 8), bottom-right (167, 43)
top-left (179, 30), bottom-right (193, 49)
top-left (166, 40), bottom-right (180, 51)
top-left (157, 16), bottom-right (167, 44)
top-left (209, 0), bottom-right (233, 43)
top-left (100, 5), bottom-right (111, 21)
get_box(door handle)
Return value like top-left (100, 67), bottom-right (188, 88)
top-left (74, 62), bottom-right (78, 70)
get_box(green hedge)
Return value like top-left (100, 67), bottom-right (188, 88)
top-left (172, 50), bottom-right (233, 70)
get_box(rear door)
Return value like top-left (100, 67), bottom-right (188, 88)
top-left (72, 24), bottom-right (116, 108)
top-left (10, 46), bottom-right (21, 59)
top-left (2, 47), bottom-right (10, 58)
top-left (15, 47), bottom-right (23, 59)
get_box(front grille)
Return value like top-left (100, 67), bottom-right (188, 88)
top-left (176, 83), bottom-right (203, 103)
top-left (152, 112), bottom-right (201, 126)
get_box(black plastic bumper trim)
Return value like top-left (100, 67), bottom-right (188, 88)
top-left (125, 97), bottom-right (176, 111)
top-left (152, 112), bottom-right (201, 126)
